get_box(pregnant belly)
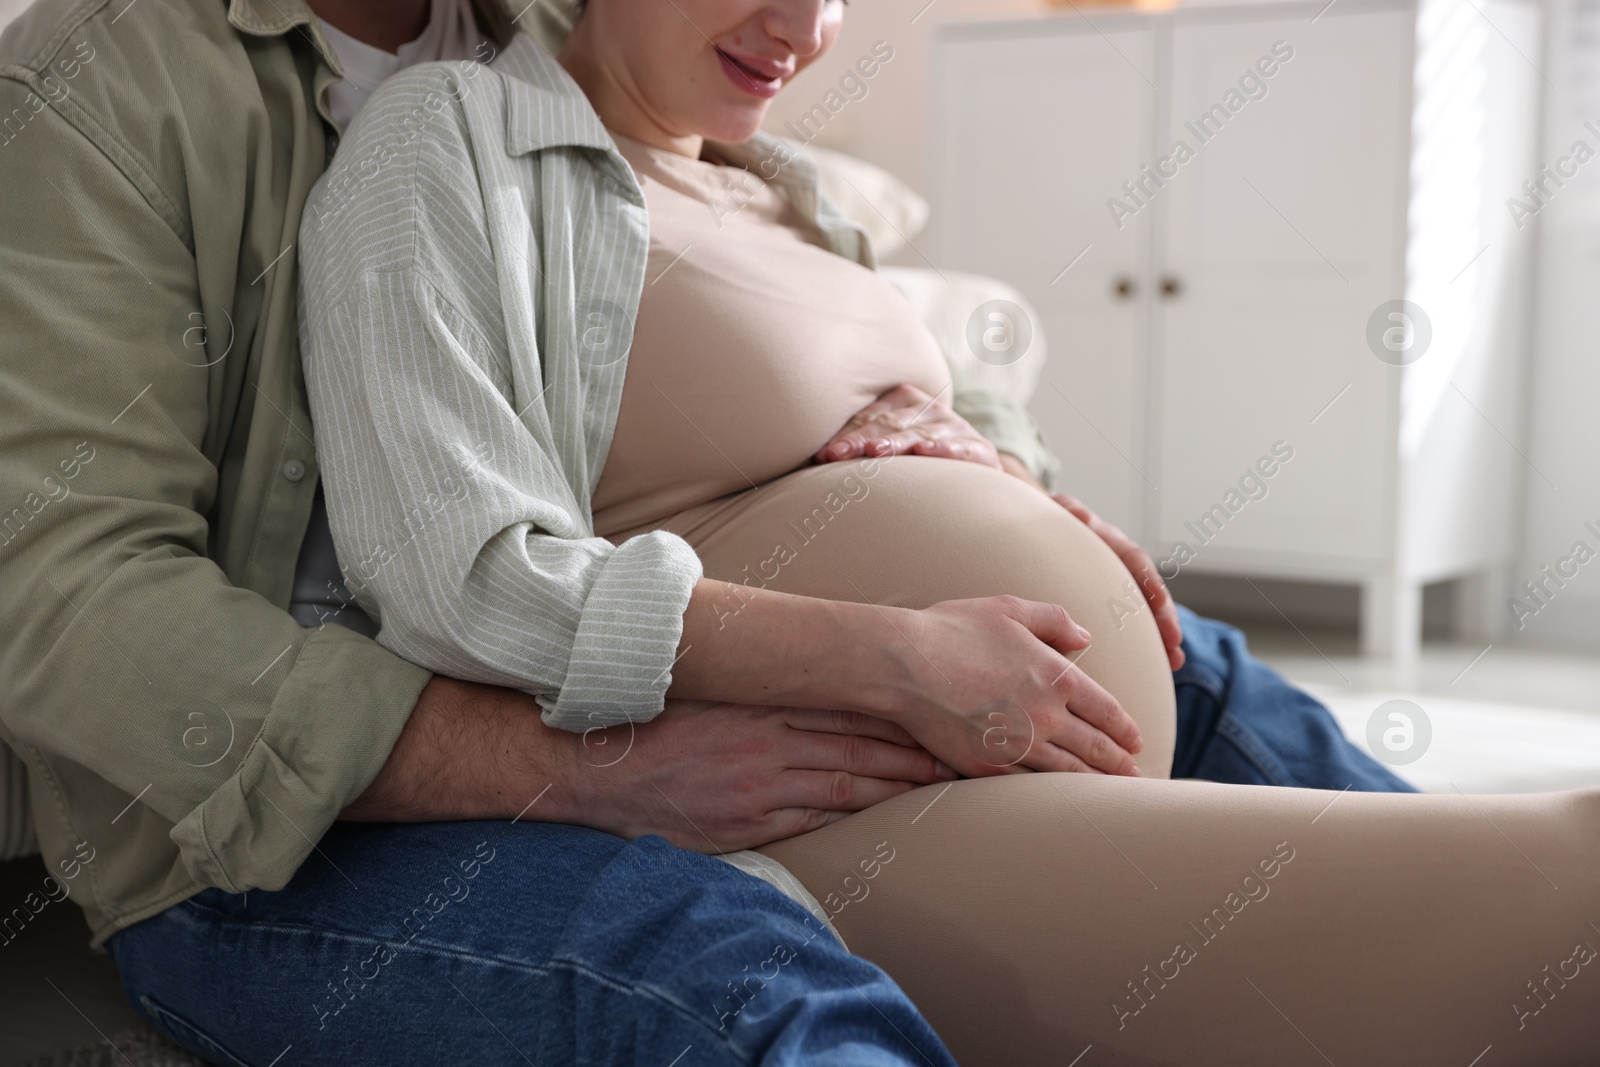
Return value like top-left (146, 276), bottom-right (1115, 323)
top-left (657, 455), bottom-right (1177, 777)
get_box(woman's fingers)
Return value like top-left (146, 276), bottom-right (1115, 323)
top-left (1109, 534), bottom-right (1186, 669)
top-left (969, 691), bottom-right (1138, 776)
top-left (821, 426), bottom-right (937, 462)
top-left (816, 383), bottom-right (1004, 469)
top-left (1118, 549), bottom-right (1185, 670)
top-left (1157, 608), bottom-right (1185, 670)
top-left (1050, 658), bottom-right (1144, 756)
top-left (1019, 742), bottom-right (1102, 776)
top-left (859, 428), bottom-right (930, 457)
top-left (909, 434), bottom-right (1002, 468)
top-left (1003, 595), bottom-right (1093, 656)
top-left (1036, 711), bottom-right (1141, 776)
top-left (1055, 491), bottom-right (1188, 670)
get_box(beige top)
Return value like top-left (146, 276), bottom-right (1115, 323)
top-left (591, 130), bottom-right (954, 539)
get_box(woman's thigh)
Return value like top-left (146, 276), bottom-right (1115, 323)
top-left (107, 821), bottom-right (953, 1067)
top-left (673, 456), bottom-right (1176, 777)
top-left (758, 775), bottom-right (1600, 1067)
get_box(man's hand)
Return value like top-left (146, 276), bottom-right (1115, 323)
top-left (815, 383), bottom-right (1001, 469)
top-left (343, 677), bottom-right (957, 852)
top-left (572, 702), bottom-right (958, 851)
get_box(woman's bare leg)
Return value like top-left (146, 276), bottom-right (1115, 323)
top-left (759, 775), bottom-right (1600, 1066)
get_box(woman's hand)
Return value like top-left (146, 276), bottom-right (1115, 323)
top-left (995, 458), bottom-right (1187, 672)
top-left (878, 596), bottom-right (1146, 778)
top-left (1050, 492), bottom-right (1185, 670)
top-left (815, 383), bottom-right (1001, 469)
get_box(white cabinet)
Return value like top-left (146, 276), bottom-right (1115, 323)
top-left (930, 0), bottom-right (1542, 659)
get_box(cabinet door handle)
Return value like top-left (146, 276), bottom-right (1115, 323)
top-left (1160, 275), bottom-right (1183, 299)
top-left (1112, 276), bottom-right (1137, 299)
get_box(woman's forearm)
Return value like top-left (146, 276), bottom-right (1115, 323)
top-left (668, 578), bottom-right (918, 716)
top-left (668, 577), bottom-right (1145, 780)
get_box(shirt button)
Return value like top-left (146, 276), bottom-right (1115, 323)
top-left (282, 460), bottom-right (306, 482)
top-left (326, 131), bottom-right (340, 158)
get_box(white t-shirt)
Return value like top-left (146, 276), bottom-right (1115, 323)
top-left (318, 0), bottom-right (490, 132)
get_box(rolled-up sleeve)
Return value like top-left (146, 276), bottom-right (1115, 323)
top-left (304, 268), bottom-right (702, 732)
top-left (170, 628), bottom-right (433, 892)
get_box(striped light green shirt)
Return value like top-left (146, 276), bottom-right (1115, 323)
top-left (297, 30), bottom-right (1068, 942)
top-left (299, 32), bottom-right (1051, 728)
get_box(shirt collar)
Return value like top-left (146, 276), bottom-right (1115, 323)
top-left (226, 0), bottom-right (344, 75)
top-left (497, 32), bottom-right (618, 156)
top-left (493, 32), bottom-right (818, 190)
top-left (490, 32), bottom-right (851, 253)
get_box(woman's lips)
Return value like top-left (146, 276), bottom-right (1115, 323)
top-left (716, 47), bottom-right (783, 98)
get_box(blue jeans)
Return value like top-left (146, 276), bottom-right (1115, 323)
top-left (109, 606), bottom-right (1410, 1066)
top-left (108, 820), bottom-right (959, 1067)
top-left (1171, 606), bottom-right (1416, 792)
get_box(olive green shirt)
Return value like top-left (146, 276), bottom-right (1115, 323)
top-left (0, 0), bottom-right (1058, 948)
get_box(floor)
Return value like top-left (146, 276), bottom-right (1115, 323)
top-left (3, 625), bottom-right (1598, 1063)
top-left (0, 855), bottom-right (144, 1066)
top-left (1246, 623), bottom-right (1600, 795)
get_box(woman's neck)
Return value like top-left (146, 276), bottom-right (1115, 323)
top-left (557, 22), bottom-right (704, 160)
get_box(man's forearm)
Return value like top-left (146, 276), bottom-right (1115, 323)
top-left (341, 675), bottom-right (576, 823)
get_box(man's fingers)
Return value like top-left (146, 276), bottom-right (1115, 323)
top-left (765, 806), bottom-right (855, 842)
top-left (789, 729), bottom-right (953, 785)
top-left (780, 707), bottom-right (923, 748)
top-left (774, 772), bottom-right (924, 813)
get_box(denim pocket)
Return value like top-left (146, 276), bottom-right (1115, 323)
top-left (139, 995), bottom-right (255, 1067)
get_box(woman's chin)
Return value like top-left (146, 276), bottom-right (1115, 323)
top-left (696, 106), bottom-right (769, 146)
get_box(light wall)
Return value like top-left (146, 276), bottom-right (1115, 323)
top-left (6, 0), bottom-right (1595, 648)
top-left (772, 0), bottom-right (1599, 652)
top-left (0, 0), bottom-right (30, 31)
top-left (761, 0), bottom-right (1050, 251)
top-left (1508, 0), bottom-right (1600, 649)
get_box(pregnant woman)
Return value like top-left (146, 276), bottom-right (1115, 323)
top-left (295, 1), bottom-right (1600, 1063)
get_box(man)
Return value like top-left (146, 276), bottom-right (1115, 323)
top-left (0, 0), bottom-right (1407, 1061)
